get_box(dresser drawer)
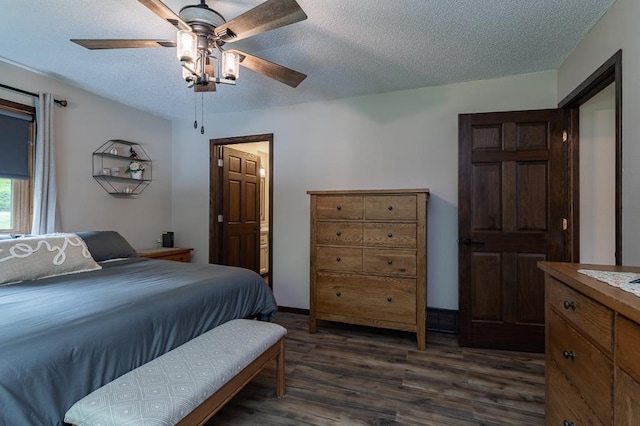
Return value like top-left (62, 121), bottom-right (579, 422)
top-left (315, 272), bottom-right (416, 324)
top-left (548, 309), bottom-right (612, 423)
top-left (138, 248), bottom-right (192, 263)
top-left (162, 253), bottom-right (190, 262)
top-left (316, 247), bottom-right (362, 271)
top-left (547, 359), bottom-right (605, 426)
top-left (316, 196), bottom-right (363, 220)
top-left (316, 222), bottom-right (363, 245)
top-left (364, 249), bottom-right (416, 276)
top-left (363, 223), bottom-right (416, 248)
top-left (616, 316), bottom-right (640, 381)
top-left (365, 195), bottom-right (417, 220)
top-left (548, 276), bottom-right (613, 354)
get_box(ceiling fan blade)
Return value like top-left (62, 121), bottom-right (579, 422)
top-left (138, 0), bottom-right (190, 31)
top-left (215, 0), bottom-right (307, 42)
top-left (229, 50), bottom-right (306, 88)
top-left (71, 39), bottom-right (176, 50)
top-left (194, 59), bottom-right (216, 92)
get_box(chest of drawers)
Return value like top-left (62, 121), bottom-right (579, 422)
top-left (308, 189), bottom-right (429, 349)
top-left (539, 262), bottom-right (640, 425)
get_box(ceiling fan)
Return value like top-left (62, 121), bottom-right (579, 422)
top-left (71, 0), bottom-right (307, 93)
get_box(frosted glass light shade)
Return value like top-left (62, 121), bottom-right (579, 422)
top-left (182, 65), bottom-right (193, 81)
top-left (176, 30), bottom-right (197, 62)
top-left (221, 51), bottom-right (240, 80)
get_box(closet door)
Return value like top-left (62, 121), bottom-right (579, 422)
top-left (458, 109), bottom-right (565, 352)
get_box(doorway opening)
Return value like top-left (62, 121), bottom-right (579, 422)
top-left (559, 49), bottom-right (622, 264)
top-left (578, 83), bottom-right (615, 264)
top-left (210, 133), bottom-right (273, 288)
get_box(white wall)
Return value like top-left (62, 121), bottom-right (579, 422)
top-left (579, 83), bottom-right (616, 264)
top-left (0, 60), bottom-right (173, 249)
top-left (172, 70), bottom-right (557, 310)
top-left (558, 0), bottom-right (640, 265)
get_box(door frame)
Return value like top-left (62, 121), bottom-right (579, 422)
top-left (210, 133), bottom-right (274, 287)
top-left (559, 49), bottom-right (622, 264)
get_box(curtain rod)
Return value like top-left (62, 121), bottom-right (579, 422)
top-left (0, 83), bottom-right (68, 107)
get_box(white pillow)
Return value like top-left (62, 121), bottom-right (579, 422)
top-left (0, 233), bottom-right (101, 285)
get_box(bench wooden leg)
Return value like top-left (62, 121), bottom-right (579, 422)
top-left (276, 337), bottom-right (286, 398)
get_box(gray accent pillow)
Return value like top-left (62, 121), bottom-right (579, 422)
top-left (76, 231), bottom-right (139, 262)
top-left (0, 233), bottom-right (102, 285)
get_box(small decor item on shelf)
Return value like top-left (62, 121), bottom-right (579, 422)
top-left (129, 146), bottom-right (140, 160)
top-left (109, 147), bottom-right (118, 155)
top-left (126, 161), bottom-right (145, 180)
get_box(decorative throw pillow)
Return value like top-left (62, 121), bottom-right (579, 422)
top-left (76, 230), bottom-right (139, 262)
top-left (0, 233), bottom-right (101, 285)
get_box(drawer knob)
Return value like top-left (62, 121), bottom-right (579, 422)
top-left (336, 291), bottom-right (341, 297)
top-left (563, 300), bottom-right (576, 310)
top-left (336, 205), bottom-right (342, 211)
top-left (387, 259), bottom-right (393, 265)
top-left (336, 231), bottom-right (342, 236)
top-left (336, 257), bottom-right (341, 262)
top-left (387, 232), bottom-right (393, 238)
top-left (562, 350), bottom-right (576, 360)
top-left (387, 296), bottom-right (393, 302)
top-left (388, 205), bottom-right (393, 211)
top-left (563, 421), bottom-right (575, 426)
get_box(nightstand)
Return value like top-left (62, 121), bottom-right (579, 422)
top-left (138, 247), bottom-right (193, 263)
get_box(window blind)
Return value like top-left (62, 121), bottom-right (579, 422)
top-left (0, 111), bottom-right (32, 180)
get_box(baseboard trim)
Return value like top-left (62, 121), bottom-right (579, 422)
top-left (277, 306), bottom-right (458, 334)
top-left (277, 306), bottom-right (309, 316)
top-left (426, 308), bottom-right (458, 334)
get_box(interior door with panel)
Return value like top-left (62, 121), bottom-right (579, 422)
top-left (219, 146), bottom-right (261, 273)
top-left (458, 109), bottom-right (565, 352)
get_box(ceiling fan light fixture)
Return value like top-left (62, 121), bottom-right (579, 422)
top-left (221, 51), bottom-right (240, 80)
top-left (71, 0), bottom-right (308, 98)
top-left (176, 30), bottom-right (197, 62)
top-left (179, 4), bottom-right (226, 28)
top-left (182, 64), bottom-right (195, 82)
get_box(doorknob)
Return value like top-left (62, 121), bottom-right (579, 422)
top-left (458, 238), bottom-right (485, 246)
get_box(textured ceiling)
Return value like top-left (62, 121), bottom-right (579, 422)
top-left (1, 0), bottom-right (616, 120)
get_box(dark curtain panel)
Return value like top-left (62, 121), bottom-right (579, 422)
top-left (0, 111), bottom-right (31, 180)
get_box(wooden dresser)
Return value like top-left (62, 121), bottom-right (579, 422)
top-left (538, 262), bottom-right (640, 425)
top-left (138, 247), bottom-right (193, 263)
top-left (308, 189), bottom-right (429, 350)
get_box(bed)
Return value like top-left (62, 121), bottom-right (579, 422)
top-left (0, 231), bottom-right (278, 425)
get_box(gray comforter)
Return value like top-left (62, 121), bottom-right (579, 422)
top-left (0, 258), bottom-right (277, 425)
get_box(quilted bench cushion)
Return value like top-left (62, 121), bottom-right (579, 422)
top-left (65, 319), bottom-right (287, 426)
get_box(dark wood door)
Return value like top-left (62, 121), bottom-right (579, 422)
top-left (458, 109), bottom-right (566, 352)
top-left (220, 146), bottom-right (261, 272)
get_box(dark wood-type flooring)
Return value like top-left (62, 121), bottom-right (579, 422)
top-left (209, 312), bottom-right (545, 425)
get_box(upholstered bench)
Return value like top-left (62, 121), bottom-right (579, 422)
top-left (65, 319), bottom-right (286, 426)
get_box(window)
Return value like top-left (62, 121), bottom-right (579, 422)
top-left (0, 99), bottom-right (34, 234)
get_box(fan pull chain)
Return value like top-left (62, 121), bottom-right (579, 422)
top-left (193, 92), bottom-right (198, 129)
top-left (200, 93), bottom-right (204, 134)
